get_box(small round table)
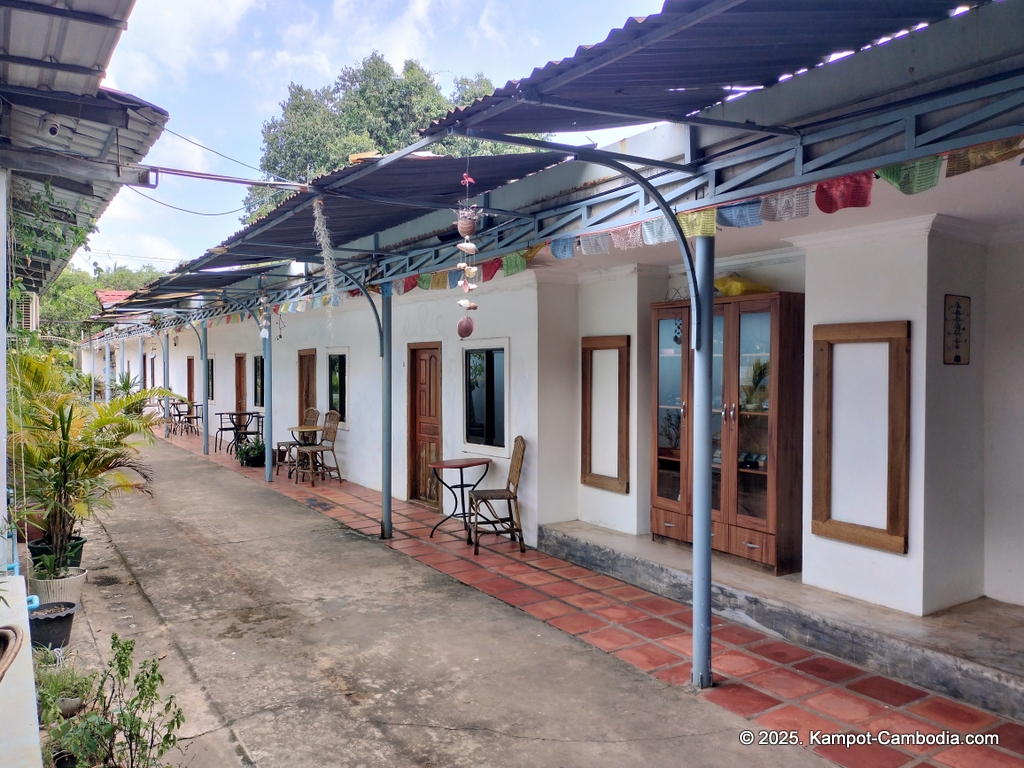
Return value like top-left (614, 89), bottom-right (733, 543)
top-left (428, 457), bottom-right (492, 545)
top-left (287, 425), bottom-right (323, 478)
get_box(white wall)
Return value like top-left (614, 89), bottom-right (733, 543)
top-left (983, 233), bottom-right (1024, 606)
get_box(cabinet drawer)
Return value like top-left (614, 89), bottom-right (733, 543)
top-left (711, 521), bottom-right (728, 552)
top-left (729, 527), bottom-right (776, 566)
top-left (651, 508), bottom-right (690, 541)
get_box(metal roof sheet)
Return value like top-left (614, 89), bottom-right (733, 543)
top-left (424, 0), bottom-right (978, 136)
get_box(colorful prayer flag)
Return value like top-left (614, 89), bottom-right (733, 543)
top-left (677, 209), bottom-right (716, 238)
top-left (550, 237), bottom-right (575, 259)
top-left (945, 136), bottom-right (1024, 178)
top-left (759, 187), bottom-right (810, 221)
top-left (716, 200), bottom-right (763, 228)
top-left (815, 172), bottom-right (873, 214)
top-left (610, 222), bottom-right (644, 250)
top-left (879, 156), bottom-right (943, 194)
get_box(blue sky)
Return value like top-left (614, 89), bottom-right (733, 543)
top-left (85, 0), bottom-right (665, 273)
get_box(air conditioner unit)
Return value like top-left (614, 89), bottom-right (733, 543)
top-left (12, 292), bottom-right (39, 331)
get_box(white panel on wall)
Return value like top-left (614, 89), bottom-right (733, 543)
top-left (590, 348), bottom-right (619, 477)
top-left (830, 342), bottom-right (889, 529)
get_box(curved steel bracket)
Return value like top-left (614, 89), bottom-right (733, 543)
top-left (332, 265), bottom-right (384, 358)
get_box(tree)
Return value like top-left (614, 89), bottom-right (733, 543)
top-left (243, 54), bottom-right (540, 223)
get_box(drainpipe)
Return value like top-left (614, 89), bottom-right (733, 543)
top-left (690, 234), bottom-right (715, 689)
top-left (262, 314), bottom-right (273, 482)
top-left (104, 342), bottom-right (111, 402)
top-left (381, 291), bottom-right (392, 539)
top-left (201, 325), bottom-right (210, 455)
top-left (162, 332), bottom-right (170, 438)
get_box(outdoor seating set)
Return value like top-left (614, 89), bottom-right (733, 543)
top-left (167, 400), bottom-right (203, 437)
top-left (213, 411), bottom-right (263, 454)
top-left (276, 408), bottom-right (343, 486)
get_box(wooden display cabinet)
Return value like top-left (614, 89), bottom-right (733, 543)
top-left (650, 292), bottom-right (804, 575)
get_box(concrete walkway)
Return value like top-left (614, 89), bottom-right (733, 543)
top-left (87, 439), bottom-right (831, 768)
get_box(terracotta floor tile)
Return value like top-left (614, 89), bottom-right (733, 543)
top-left (437, 539), bottom-right (475, 552)
top-left (847, 676), bottom-right (928, 707)
top-left (665, 609), bottom-right (693, 626)
top-left (749, 639), bottom-right (816, 664)
top-left (603, 585), bottom-right (654, 601)
top-left (415, 551), bottom-right (460, 565)
top-left (467, 553), bottom-right (513, 568)
top-left (991, 723), bottom-right (1024, 757)
top-left (614, 643), bottom-right (683, 672)
top-left (511, 570), bottom-right (564, 587)
top-left (389, 544), bottom-right (436, 557)
top-left (431, 558), bottom-right (480, 575)
top-left (813, 743), bottom-right (914, 768)
top-left (632, 596), bottom-right (685, 615)
top-left (714, 624), bottom-right (768, 646)
top-left (496, 587), bottom-right (548, 607)
top-left (548, 613), bottom-right (608, 635)
top-left (522, 600), bottom-right (578, 621)
top-left (592, 604), bottom-right (649, 624)
top-left (793, 656), bottom-right (864, 684)
top-left (536, 580), bottom-right (590, 598)
top-left (754, 705), bottom-right (842, 746)
top-left (804, 688), bottom-right (888, 725)
top-left (492, 562), bottom-right (537, 577)
top-left (549, 566), bottom-right (594, 580)
top-left (580, 627), bottom-right (644, 652)
top-left (530, 556), bottom-right (572, 570)
top-left (624, 617), bottom-right (685, 640)
top-left (651, 662), bottom-right (692, 686)
top-left (908, 698), bottom-right (1000, 732)
top-left (575, 575), bottom-right (625, 590)
top-left (704, 682), bottom-right (782, 718)
top-left (561, 592), bottom-right (621, 611)
top-left (710, 650), bottom-right (777, 679)
top-left (932, 744), bottom-right (1024, 768)
top-left (473, 577), bottom-right (522, 595)
top-left (864, 711), bottom-right (946, 755)
top-left (746, 667), bottom-right (827, 700)
top-left (386, 537), bottom-right (427, 550)
top-left (455, 568), bottom-right (502, 585)
top-left (504, 549), bottom-right (548, 562)
top-left (659, 634), bottom-right (724, 658)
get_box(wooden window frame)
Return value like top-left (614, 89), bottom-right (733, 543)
top-left (581, 335), bottom-right (630, 494)
top-left (812, 321), bottom-right (910, 554)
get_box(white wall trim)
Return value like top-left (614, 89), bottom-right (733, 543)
top-left (928, 215), bottom-right (993, 246)
top-left (785, 215), bottom-right (939, 251)
top-left (668, 246), bottom-right (805, 274)
top-left (459, 336), bottom-right (512, 460)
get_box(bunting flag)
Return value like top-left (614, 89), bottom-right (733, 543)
top-left (716, 200), bottom-right (763, 228)
top-left (879, 156), bottom-right (943, 195)
top-left (522, 242), bottom-right (546, 262)
top-left (272, 305), bottom-right (281, 314)
top-left (945, 136), bottom-right (1024, 178)
top-left (403, 275), bottom-right (418, 293)
top-left (677, 209), bottom-right (717, 238)
top-left (329, 293), bottom-right (341, 307)
top-left (429, 272), bottom-right (448, 290)
top-left (610, 222), bottom-right (644, 250)
top-left (815, 171), bottom-right (873, 214)
top-left (392, 278), bottom-right (407, 296)
top-left (550, 237), bottom-right (575, 259)
top-left (642, 216), bottom-right (674, 245)
top-left (578, 231), bottom-right (611, 255)
top-left (759, 186), bottom-right (810, 221)
top-left (417, 274), bottom-right (432, 291)
top-left (347, 289), bottom-right (360, 298)
top-left (448, 270), bottom-right (461, 289)
top-left (502, 251), bottom-right (527, 277)
top-left (481, 258), bottom-right (502, 282)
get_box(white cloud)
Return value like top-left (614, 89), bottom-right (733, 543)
top-left (146, 133), bottom-right (216, 174)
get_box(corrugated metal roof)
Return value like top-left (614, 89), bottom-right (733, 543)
top-left (424, 0), bottom-right (978, 136)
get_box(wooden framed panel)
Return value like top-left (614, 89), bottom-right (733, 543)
top-left (581, 335), bottom-right (630, 493)
top-left (407, 342), bottom-right (442, 506)
top-left (651, 307), bottom-right (689, 512)
top-left (812, 321), bottom-right (911, 554)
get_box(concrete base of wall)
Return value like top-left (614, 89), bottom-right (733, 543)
top-left (538, 521), bottom-right (1024, 721)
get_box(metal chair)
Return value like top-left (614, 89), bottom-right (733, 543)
top-left (294, 410), bottom-right (342, 486)
top-left (214, 413), bottom-right (235, 452)
top-left (277, 407), bottom-right (319, 477)
top-left (469, 436), bottom-right (526, 555)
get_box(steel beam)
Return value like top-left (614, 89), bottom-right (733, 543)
top-left (263, 319), bottom-right (273, 482)
top-left (162, 334), bottom-right (170, 438)
top-left (381, 292), bottom-right (393, 539)
top-left (0, 53), bottom-right (101, 78)
top-left (201, 326), bottom-right (209, 455)
top-left (0, 83), bottom-right (129, 127)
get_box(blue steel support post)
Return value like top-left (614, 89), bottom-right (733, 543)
top-left (263, 319), bottom-right (273, 482)
top-left (119, 339), bottom-right (125, 378)
top-left (90, 342), bottom-right (95, 402)
top-left (381, 291), bottom-right (393, 539)
top-left (690, 234), bottom-right (715, 689)
top-left (201, 325), bottom-right (209, 454)
top-left (104, 343), bottom-right (111, 402)
top-left (137, 337), bottom-right (144, 389)
top-left (162, 333), bottom-right (170, 438)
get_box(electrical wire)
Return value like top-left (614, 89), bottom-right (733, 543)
top-left (126, 186), bottom-right (246, 217)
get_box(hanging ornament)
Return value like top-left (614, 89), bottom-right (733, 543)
top-left (463, 265), bottom-right (478, 279)
top-left (457, 315), bottom-right (475, 338)
top-left (456, 240), bottom-right (477, 256)
top-left (458, 279), bottom-right (477, 293)
top-left (457, 299), bottom-right (478, 310)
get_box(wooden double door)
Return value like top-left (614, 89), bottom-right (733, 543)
top-left (650, 292), bottom-right (805, 575)
top-left (408, 343), bottom-right (441, 505)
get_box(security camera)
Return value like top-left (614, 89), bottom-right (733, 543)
top-left (40, 114), bottom-right (61, 138)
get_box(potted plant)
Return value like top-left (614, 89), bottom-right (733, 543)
top-left (34, 647), bottom-right (95, 724)
top-left (29, 601), bottom-right (79, 650)
top-left (236, 436), bottom-right (266, 467)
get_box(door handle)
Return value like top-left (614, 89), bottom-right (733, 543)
top-left (663, 522), bottom-right (675, 528)
top-left (680, 402), bottom-right (686, 418)
top-left (743, 541), bottom-right (760, 549)
top-left (729, 404), bottom-right (736, 424)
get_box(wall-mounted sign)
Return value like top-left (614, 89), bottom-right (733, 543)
top-left (943, 294), bottom-right (971, 365)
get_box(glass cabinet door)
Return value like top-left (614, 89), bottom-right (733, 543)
top-left (735, 309), bottom-right (771, 523)
top-left (711, 312), bottom-right (725, 515)
top-left (655, 313), bottom-right (686, 504)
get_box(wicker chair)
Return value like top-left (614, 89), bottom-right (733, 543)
top-left (277, 407), bottom-right (319, 477)
top-left (468, 436), bottom-right (526, 555)
top-left (294, 410), bottom-right (342, 486)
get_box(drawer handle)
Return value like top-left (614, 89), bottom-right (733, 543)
top-left (744, 542), bottom-right (760, 549)
top-left (663, 522), bottom-right (675, 528)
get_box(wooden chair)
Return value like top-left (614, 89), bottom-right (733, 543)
top-left (468, 436), bottom-right (526, 555)
top-left (277, 407), bottom-right (320, 477)
top-left (294, 410), bottom-right (342, 486)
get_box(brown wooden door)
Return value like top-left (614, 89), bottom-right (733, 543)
top-left (298, 349), bottom-right (316, 422)
top-left (235, 354), bottom-right (247, 412)
top-left (186, 357), bottom-right (195, 405)
top-left (408, 343), bottom-right (441, 504)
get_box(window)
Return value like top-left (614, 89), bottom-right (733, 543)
top-left (207, 358), bottom-right (215, 401)
top-left (254, 355), bottom-right (265, 407)
top-left (328, 354), bottom-right (346, 421)
top-left (465, 348), bottom-right (505, 447)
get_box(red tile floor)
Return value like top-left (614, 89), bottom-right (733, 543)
top-left (165, 433), bottom-right (1024, 768)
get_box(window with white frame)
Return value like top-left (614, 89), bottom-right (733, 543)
top-left (254, 355), bottom-right (265, 408)
top-left (327, 353), bottom-right (347, 422)
top-left (464, 347), bottom-right (505, 448)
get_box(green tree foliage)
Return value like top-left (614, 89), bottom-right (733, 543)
top-left (243, 54), bottom-right (538, 222)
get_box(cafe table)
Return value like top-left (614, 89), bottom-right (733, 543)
top-left (286, 424), bottom-right (324, 478)
top-left (428, 457), bottom-right (492, 545)
top-left (215, 411), bottom-right (262, 454)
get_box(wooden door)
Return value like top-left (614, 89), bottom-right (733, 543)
top-left (235, 354), bottom-right (247, 412)
top-left (408, 343), bottom-right (441, 504)
top-left (186, 357), bottom-right (195, 405)
top-left (298, 349), bottom-right (316, 423)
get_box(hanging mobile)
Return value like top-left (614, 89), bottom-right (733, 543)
top-left (454, 168), bottom-right (480, 337)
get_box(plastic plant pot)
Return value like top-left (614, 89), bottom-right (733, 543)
top-left (28, 602), bottom-right (80, 650)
